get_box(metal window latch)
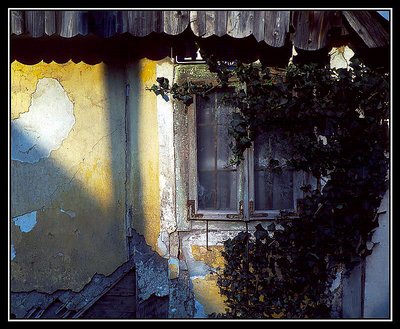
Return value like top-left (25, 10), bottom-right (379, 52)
top-left (226, 200), bottom-right (244, 219)
top-left (187, 200), bottom-right (204, 220)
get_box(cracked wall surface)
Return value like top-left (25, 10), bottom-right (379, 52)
top-left (127, 59), bottom-right (161, 254)
top-left (11, 77), bottom-right (75, 163)
top-left (11, 60), bottom-right (127, 293)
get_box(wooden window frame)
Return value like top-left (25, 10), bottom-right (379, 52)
top-left (187, 93), bottom-right (246, 221)
top-left (186, 80), bottom-right (312, 221)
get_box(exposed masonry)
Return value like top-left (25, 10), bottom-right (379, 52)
top-left (11, 78), bottom-right (75, 164)
top-left (128, 229), bottom-right (194, 317)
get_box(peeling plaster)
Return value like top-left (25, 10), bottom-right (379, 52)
top-left (12, 211), bottom-right (37, 233)
top-left (156, 59), bottom-right (177, 237)
top-left (194, 300), bottom-right (207, 318)
top-left (157, 231), bottom-right (169, 257)
top-left (181, 231), bottom-right (238, 279)
top-left (11, 78), bottom-right (75, 164)
top-left (329, 46), bottom-right (355, 69)
top-left (11, 61), bottom-right (127, 293)
top-left (60, 208), bottom-right (76, 218)
top-left (168, 257), bottom-right (180, 280)
top-left (11, 244), bottom-right (16, 261)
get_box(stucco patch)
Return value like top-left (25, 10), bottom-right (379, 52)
top-left (11, 78), bottom-right (75, 163)
top-left (191, 245), bottom-right (225, 269)
top-left (12, 211), bottom-right (37, 233)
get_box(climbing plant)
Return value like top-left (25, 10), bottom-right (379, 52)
top-left (148, 49), bottom-right (389, 318)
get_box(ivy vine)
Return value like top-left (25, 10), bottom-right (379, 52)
top-left (148, 49), bottom-right (389, 318)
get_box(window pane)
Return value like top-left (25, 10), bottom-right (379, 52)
top-left (217, 125), bottom-right (233, 169)
top-left (255, 170), bottom-right (294, 210)
top-left (196, 95), bottom-right (215, 124)
top-left (217, 171), bottom-right (237, 210)
top-left (255, 170), bottom-right (273, 210)
top-left (197, 125), bottom-right (215, 171)
top-left (216, 92), bottom-right (230, 126)
top-left (196, 89), bottom-right (238, 212)
top-left (254, 131), bottom-right (294, 210)
top-left (198, 171), bottom-right (216, 209)
top-left (272, 170), bottom-right (293, 209)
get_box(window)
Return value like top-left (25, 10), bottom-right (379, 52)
top-left (187, 89), bottom-right (310, 221)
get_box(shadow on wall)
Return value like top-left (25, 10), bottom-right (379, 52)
top-left (10, 58), bottom-right (129, 293)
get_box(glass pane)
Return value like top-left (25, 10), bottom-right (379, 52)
top-left (255, 170), bottom-right (294, 210)
top-left (217, 171), bottom-right (237, 210)
top-left (272, 170), bottom-right (293, 209)
top-left (196, 94), bottom-right (215, 124)
top-left (197, 89), bottom-right (238, 212)
top-left (217, 125), bottom-right (233, 169)
top-left (254, 130), bottom-right (291, 169)
top-left (254, 130), bottom-right (294, 211)
top-left (216, 92), bottom-right (230, 126)
top-left (197, 125), bottom-right (216, 171)
top-left (255, 170), bottom-right (273, 210)
top-left (198, 171), bottom-right (216, 210)
top-left (254, 133), bottom-right (272, 170)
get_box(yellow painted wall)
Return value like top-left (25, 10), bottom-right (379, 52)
top-left (191, 245), bottom-right (228, 314)
top-left (127, 59), bottom-right (161, 253)
top-left (11, 60), bottom-right (127, 292)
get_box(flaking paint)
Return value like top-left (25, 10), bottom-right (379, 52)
top-left (12, 211), bottom-right (37, 233)
top-left (11, 60), bottom-right (126, 292)
top-left (11, 78), bottom-right (75, 163)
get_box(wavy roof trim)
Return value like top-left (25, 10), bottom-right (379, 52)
top-left (11, 10), bottom-right (389, 51)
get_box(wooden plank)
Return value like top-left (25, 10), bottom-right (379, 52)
top-left (82, 295), bottom-right (136, 319)
top-left (73, 268), bottom-right (135, 319)
top-left (163, 10), bottom-right (190, 35)
top-left (215, 11), bottom-right (228, 37)
top-left (127, 10), bottom-right (163, 37)
top-left (190, 11), bottom-right (206, 37)
top-left (44, 11), bottom-right (56, 36)
top-left (90, 11), bottom-right (117, 38)
top-left (58, 11), bottom-right (89, 37)
top-left (264, 11), bottom-right (290, 47)
top-left (116, 11), bottom-right (129, 34)
top-left (342, 11), bottom-right (389, 48)
top-left (11, 10), bottom-right (24, 35)
top-left (292, 11), bottom-right (334, 51)
top-left (25, 11), bottom-right (45, 37)
top-left (191, 11), bottom-right (218, 38)
top-left (106, 271), bottom-right (136, 296)
top-left (136, 294), bottom-right (169, 318)
top-left (252, 11), bottom-right (266, 42)
top-left (227, 10), bottom-right (254, 39)
top-left (204, 11), bottom-right (217, 38)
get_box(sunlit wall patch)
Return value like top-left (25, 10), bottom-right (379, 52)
top-left (11, 78), bottom-right (75, 164)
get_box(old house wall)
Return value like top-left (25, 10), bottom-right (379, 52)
top-left (10, 47), bottom-right (390, 318)
top-left (10, 57), bottom-right (195, 317)
top-left (11, 60), bottom-right (127, 292)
